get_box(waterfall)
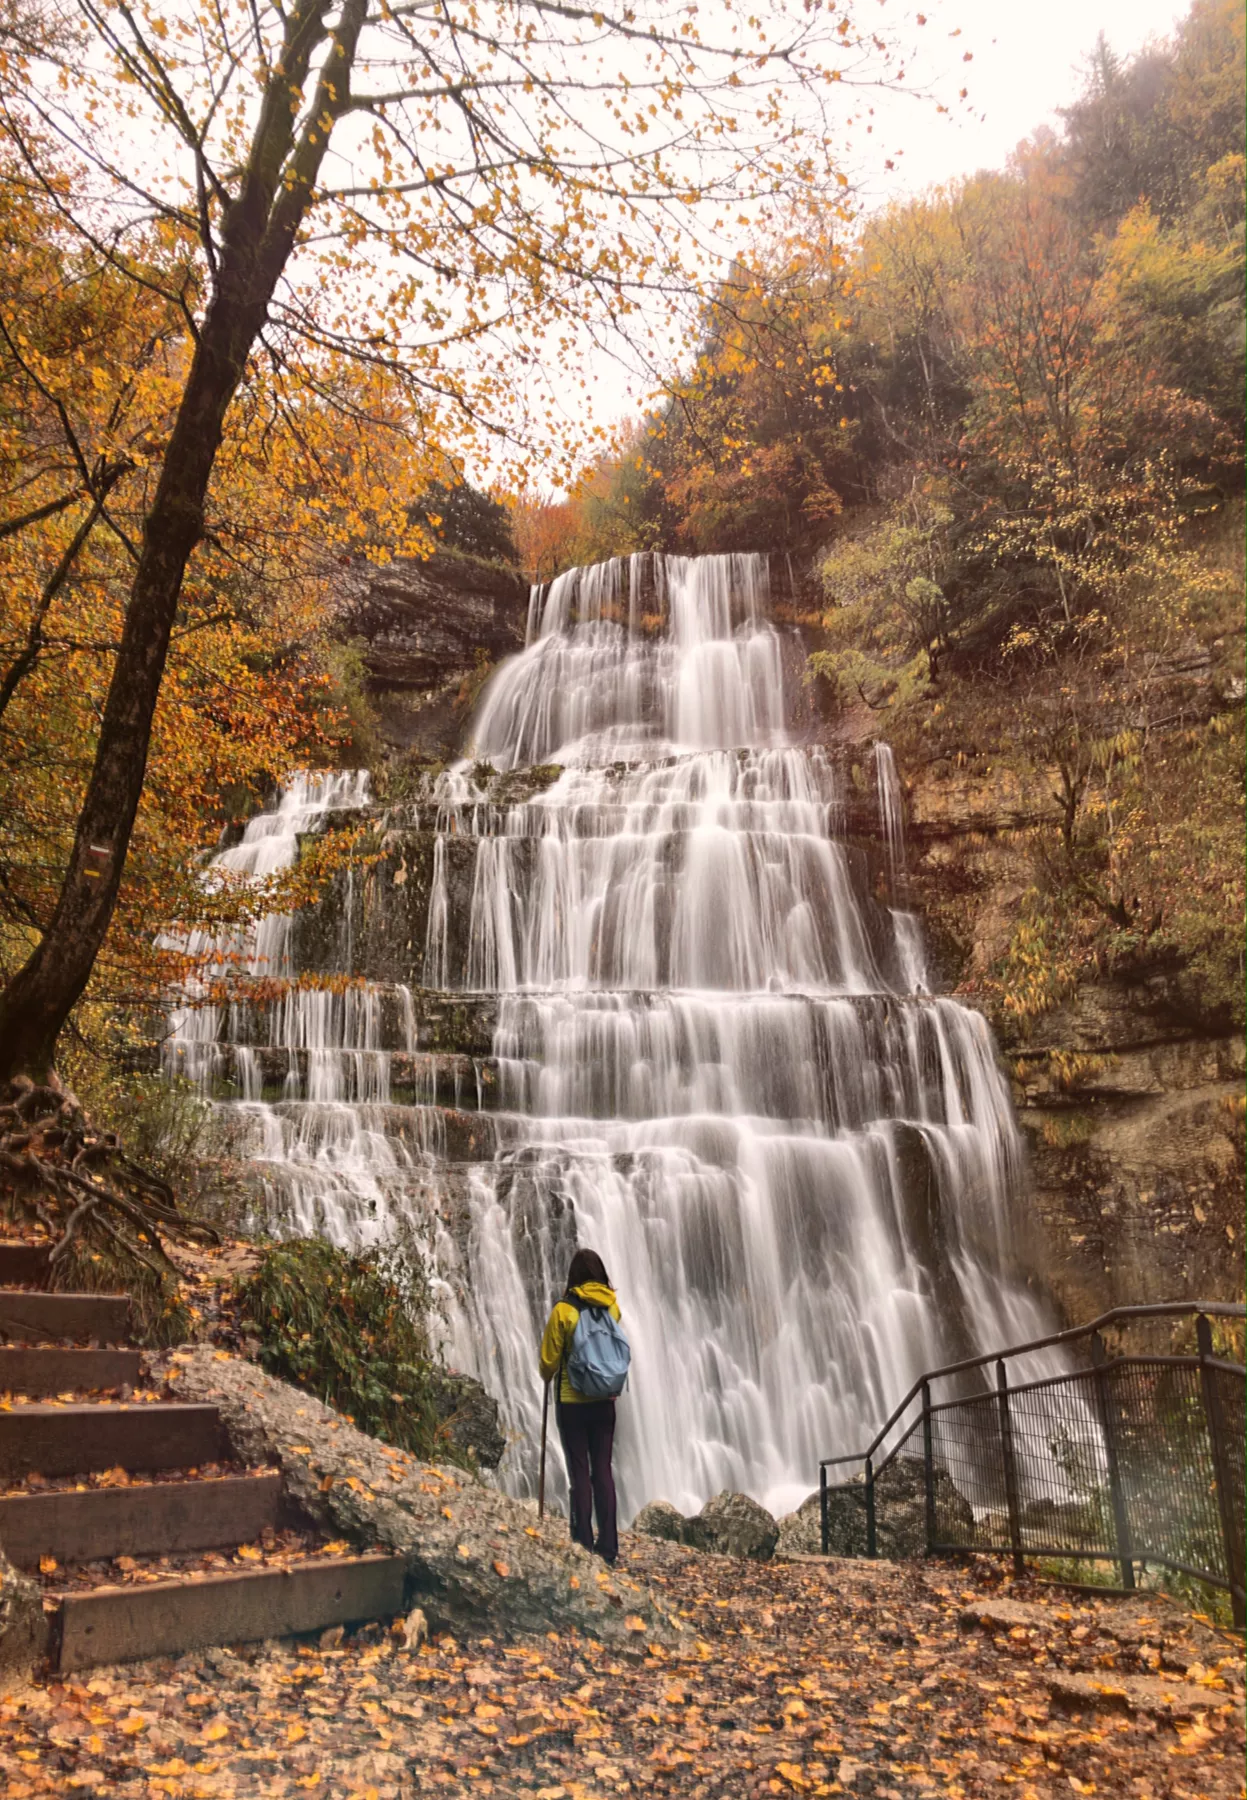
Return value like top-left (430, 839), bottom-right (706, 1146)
top-left (872, 741), bottom-right (929, 997)
top-left (169, 552), bottom-right (1054, 1522)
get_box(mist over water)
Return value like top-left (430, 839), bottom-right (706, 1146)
top-left (168, 552), bottom-right (1052, 1522)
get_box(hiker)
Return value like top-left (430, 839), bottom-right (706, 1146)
top-left (539, 1248), bottom-right (630, 1565)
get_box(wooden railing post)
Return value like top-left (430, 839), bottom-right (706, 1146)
top-left (820, 1463), bottom-right (829, 1557)
top-left (865, 1454), bottom-right (877, 1559)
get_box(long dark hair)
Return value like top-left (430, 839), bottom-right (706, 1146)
top-left (565, 1248), bottom-right (610, 1294)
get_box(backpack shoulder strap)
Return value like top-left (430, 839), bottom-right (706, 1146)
top-left (558, 1298), bottom-right (580, 1391)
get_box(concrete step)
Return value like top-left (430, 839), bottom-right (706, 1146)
top-left (0, 1290), bottom-right (130, 1345)
top-left (0, 1472), bottom-right (284, 1567)
top-left (0, 1345), bottom-right (142, 1396)
top-left (0, 1243), bottom-right (51, 1286)
top-left (0, 1402), bottom-right (224, 1479)
top-left (54, 1551), bottom-right (408, 1671)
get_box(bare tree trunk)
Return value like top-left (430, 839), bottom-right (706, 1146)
top-left (0, 0), bottom-right (365, 1081)
top-left (0, 305), bottom-right (263, 1079)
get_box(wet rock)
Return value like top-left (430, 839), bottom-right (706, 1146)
top-left (683, 1491), bottom-right (779, 1561)
top-left (165, 1347), bottom-right (685, 1646)
top-left (0, 1542), bottom-right (46, 1675)
top-left (776, 1491), bottom-right (823, 1557)
top-left (427, 1370), bottom-right (506, 1469)
top-left (340, 550), bottom-right (528, 758)
top-left (1021, 1494), bottom-right (1103, 1545)
top-left (631, 1501), bottom-right (688, 1543)
top-left (818, 1457), bottom-right (975, 1559)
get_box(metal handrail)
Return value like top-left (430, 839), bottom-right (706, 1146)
top-left (818, 1300), bottom-right (1246, 1477)
top-left (815, 1299), bottom-right (1246, 1623)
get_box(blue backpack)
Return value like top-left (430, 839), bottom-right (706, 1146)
top-left (566, 1303), bottom-right (631, 1399)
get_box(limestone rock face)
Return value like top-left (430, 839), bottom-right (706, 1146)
top-left (427, 1370), bottom-right (506, 1469)
top-left (0, 1543), bottom-right (46, 1675)
top-left (631, 1500), bottom-right (687, 1543)
top-left (165, 1347), bottom-right (685, 1646)
top-left (817, 1457), bottom-right (975, 1560)
top-left (339, 550), bottom-right (528, 756)
top-left (901, 758), bottom-right (1245, 1324)
top-left (683, 1490), bottom-right (779, 1561)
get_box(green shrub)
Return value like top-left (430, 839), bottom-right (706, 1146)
top-left (238, 1237), bottom-right (443, 1456)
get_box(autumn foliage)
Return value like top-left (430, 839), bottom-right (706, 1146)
top-left (553, 0), bottom-right (1245, 1031)
top-left (0, 0), bottom-right (909, 1090)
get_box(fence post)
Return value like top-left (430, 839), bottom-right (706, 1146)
top-left (996, 1358), bottom-right (1025, 1576)
top-left (1090, 1331), bottom-right (1135, 1592)
top-left (820, 1463), bottom-right (829, 1558)
top-left (865, 1454), bottom-right (877, 1559)
top-left (1196, 1313), bottom-right (1246, 1628)
top-left (921, 1380), bottom-right (936, 1554)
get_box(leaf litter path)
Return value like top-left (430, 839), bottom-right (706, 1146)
top-left (2, 1538), bottom-right (1242, 1800)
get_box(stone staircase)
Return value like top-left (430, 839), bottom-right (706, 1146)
top-left (0, 1242), bottom-right (406, 1672)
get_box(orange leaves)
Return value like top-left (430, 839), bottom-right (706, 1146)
top-left (774, 1761), bottom-right (809, 1790)
top-left (0, 1548), bottom-right (1241, 1798)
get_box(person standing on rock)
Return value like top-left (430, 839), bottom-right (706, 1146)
top-left (539, 1249), bottom-right (630, 1566)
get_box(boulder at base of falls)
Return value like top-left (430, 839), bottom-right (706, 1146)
top-left (426, 1370), bottom-right (506, 1470)
top-left (161, 1347), bottom-right (685, 1647)
top-left (631, 1500), bottom-right (688, 1543)
top-left (815, 1457), bottom-right (976, 1560)
top-left (776, 1492), bottom-right (824, 1558)
top-left (682, 1491), bottom-right (780, 1561)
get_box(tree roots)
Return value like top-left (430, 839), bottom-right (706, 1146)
top-left (0, 1073), bottom-right (217, 1323)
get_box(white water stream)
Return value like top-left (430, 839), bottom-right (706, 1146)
top-left (168, 552), bottom-right (1053, 1521)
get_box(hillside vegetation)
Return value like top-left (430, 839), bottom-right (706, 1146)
top-left (541, 0), bottom-right (1245, 1038)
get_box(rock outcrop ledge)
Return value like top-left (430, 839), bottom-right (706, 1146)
top-left (165, 1348), bottom-right (685, 1648)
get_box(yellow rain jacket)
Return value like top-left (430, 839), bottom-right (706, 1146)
top-left (539, 1281), bottom-right (622, 1405)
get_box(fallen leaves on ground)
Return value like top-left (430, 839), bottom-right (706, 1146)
top-left (0, 1541), bottom-right (1241, 1798)
top-left (27, 1527), bottom-right (367, 1596)
top-left (0, 1464), bottom-right (268, 1500)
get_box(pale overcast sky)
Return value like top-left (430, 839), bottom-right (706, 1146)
top-left (470, 0), bottom-right (1197, 470)
top-left (556, 0), bottom-right (1195, 451)
top-left (859, 0), bottom-right (1192, 203)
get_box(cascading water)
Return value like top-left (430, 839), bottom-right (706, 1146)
top-left (169, 552), bottom-right (1054, 1522)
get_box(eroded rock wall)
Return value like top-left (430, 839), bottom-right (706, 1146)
top-left (339, 550), bottom-right (529, 758)
top-left (902, 766), bottom-right (1245, 1325)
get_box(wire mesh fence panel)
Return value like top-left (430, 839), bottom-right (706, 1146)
top-left (818, 1304), bottom-right (1245, 1613)
top-left (1209, 1362), bottom-right (1245, 1595)
top-left (877, 1363), bottom-right (1243, 1586)
top-left (924, 1395), bottom-right (1007, 1550)
top-left (1005, 1371), bottom-right (1115, 1557)
top-left (1108, 1359), bottom-right (1226, 1587)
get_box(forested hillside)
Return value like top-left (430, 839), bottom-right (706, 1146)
top-left (536, 0), bottom-right (1245, 1044)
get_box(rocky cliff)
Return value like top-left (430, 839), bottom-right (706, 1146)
top-left (340, 549), bottom-right (529, 758)
top-left (900, 763), bottom-right (1244, 1326)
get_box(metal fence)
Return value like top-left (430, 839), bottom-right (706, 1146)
top-left (818, 1303), bottom-right (1246, 1626)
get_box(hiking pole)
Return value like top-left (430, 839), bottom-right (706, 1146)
top-left (538, 1376), bottom-right (550, 1519)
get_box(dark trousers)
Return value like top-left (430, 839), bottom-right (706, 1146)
top-left (557, 1398), bottom-right (618, 1563)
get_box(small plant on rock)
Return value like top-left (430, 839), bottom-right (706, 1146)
top-left (238, 1237), bottom-right (443, 1458)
